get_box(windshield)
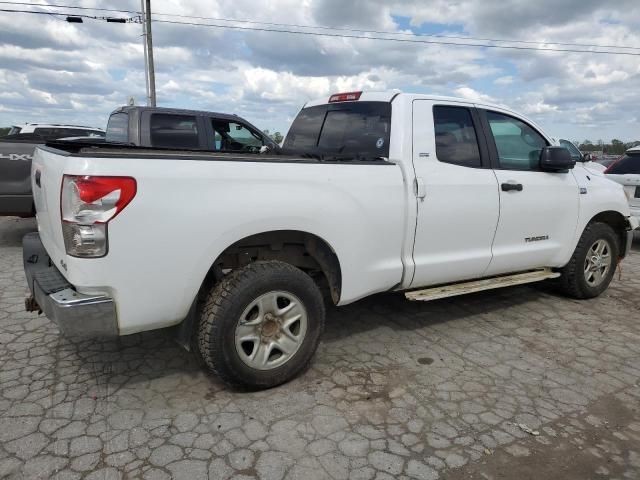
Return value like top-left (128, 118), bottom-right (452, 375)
top-left (559, 139), bottom-right (582, 161)
top-left (283, 101), bottom-right (391, 161)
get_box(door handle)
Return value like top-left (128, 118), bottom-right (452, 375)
top-left (414, 177), bottom-right (426, 200)
top-left (501, 182), bottom-right (523, 192)
top-left (35, 170), bottom-right (41, 188)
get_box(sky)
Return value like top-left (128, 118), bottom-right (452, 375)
top-left (0, 0), bottom-right (639, 142)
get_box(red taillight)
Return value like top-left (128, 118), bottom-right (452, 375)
top-left (60, 175), bottom-right (137, 257)
top-left (73, 176), bottom-right (137, 218)
top-left (328, 91), bottom-right (362, 103)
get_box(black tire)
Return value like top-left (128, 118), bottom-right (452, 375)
top-left (196, 261), bottom-right (325, 390)
top-left (557, 222), bottom-right (619, 299)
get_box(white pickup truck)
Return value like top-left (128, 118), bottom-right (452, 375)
top-left (24, 91), bottom-right (638, 389)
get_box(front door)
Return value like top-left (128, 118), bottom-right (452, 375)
top-left (479, 109), bottom-right (580, 275)
top-left (410, 100), bottom-right (500, 288)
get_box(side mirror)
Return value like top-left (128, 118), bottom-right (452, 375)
top-left (540, 146), bottom-right (575, 172)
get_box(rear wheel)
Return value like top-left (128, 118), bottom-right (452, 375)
top-left (557, 222), bottom-right (619, 299)
top-left (196, 261), bottom-right (325, 389)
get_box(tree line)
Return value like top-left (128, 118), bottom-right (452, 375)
top-left (576, 139), bottom-right (640, 155)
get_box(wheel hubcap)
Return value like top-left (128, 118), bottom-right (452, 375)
top-left (584, 239), bottom-right (612, 287)
top-left (234, 291), bottom-right (308, 370)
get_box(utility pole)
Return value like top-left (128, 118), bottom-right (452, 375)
top-left (141, 0), bottom-right (156, 106)
top-left (140, 0), bottom-right (149, 106)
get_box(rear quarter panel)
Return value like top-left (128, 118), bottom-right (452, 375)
top-left (36, 152), bottom-right (407, 334)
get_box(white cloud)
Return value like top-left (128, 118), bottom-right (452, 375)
top-left (454, 86), bottom-right (496, 104)
top-left (0, 0), bottom-right (638, 140)
top-left (522, 101), bottom-right (559, 115)
top-left (494, 76), bottom-right (514, 85)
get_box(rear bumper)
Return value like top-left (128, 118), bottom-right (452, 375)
top-left (23, 232), bottom-right (118, 338)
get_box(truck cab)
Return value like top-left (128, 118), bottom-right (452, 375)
top-left (105, 106), bottom-right (279, 153)
top-left (285, 91), bottom-right (636, 288)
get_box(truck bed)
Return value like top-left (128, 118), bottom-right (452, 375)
top-left (44, 140), bottom-right (388, 165)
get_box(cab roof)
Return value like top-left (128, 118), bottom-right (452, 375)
top-left (304, 90), bottom-right (510, 112)
top-left (111, 105), bottom-right (241, 122)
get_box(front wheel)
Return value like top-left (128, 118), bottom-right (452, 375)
top-left (196, 261), bottom-right (325, 389)
top-left (557, 222), bottom-right (619, 299)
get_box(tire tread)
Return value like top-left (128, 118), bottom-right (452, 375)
top-left (557, 222), bottom-right (618, 299)
top-left (196, 261), bottom-right (324, 389)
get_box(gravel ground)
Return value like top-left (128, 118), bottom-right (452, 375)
top-left (1, 216), bottom-right (639, 480)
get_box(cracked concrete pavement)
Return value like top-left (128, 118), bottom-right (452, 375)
top-left (1, 216), bottom-right (639, 480)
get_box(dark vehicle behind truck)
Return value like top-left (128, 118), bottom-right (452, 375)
top-left (0, 126), bottom-right (105, 217)
top-left (105, 106), bottom-right (279, 153)
top-left (1, 107), bottom-right (277, 217)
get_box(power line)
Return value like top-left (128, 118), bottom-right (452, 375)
top-left (149, 12), bottom-right (640, 52)
top-left (151, 18), bottom-right (640, 56)
top-left (1, 0), bottom-right (639, 52)
top-left (0, 7), bottom-right (136, 22)
top-left (0, 1), bottom-right (138, 14)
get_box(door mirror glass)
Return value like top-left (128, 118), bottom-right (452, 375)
top-left (540, 146), bottom-right (575, 172)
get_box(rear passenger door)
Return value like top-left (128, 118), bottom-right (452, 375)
top-left (410, 101), bottom-right (500, 287)
top-left (140, 112), bottom-right (207, 150)
top-left (479, 109), bottom-right (579, 275)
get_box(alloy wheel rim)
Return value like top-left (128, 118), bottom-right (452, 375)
top-left (583, 239), bottom-right (612, 287)
top-left (234, 291), bottom-right (308, 370)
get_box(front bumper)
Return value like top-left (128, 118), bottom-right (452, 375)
top-left (22, 232), bottom-right (118, 338)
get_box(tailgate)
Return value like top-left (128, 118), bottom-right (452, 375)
top-left (31, 146), bottom-right (70, 268)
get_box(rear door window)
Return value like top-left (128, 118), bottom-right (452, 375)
top-left (150, 114), bottom-right (199, 149)
top-left (433, 106), bottom-right (482, 168)
top-left (607, 155), bottom-right (640, 174)
top-left (283, 102), bottom-right (391, 160)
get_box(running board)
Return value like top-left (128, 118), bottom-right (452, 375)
top-left (405, 268), bottom-right (560, 302)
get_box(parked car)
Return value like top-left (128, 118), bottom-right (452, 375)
top-left (558, 139), bottom-right (606, 173)
top-left (0, 124), bottom-right (105, 217)
top-left (605, 146), bottom-right (640, 222)
top-left (596, 156), bottom-right (618, 169)
top-left (104, 106), bottom-right (279, 152)
top-left (5, 123), bottom-right (105, 138)
top-left (23, 91), bottom-right (638, 389)
top-left (2, 108), bottom-right (277, 218)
